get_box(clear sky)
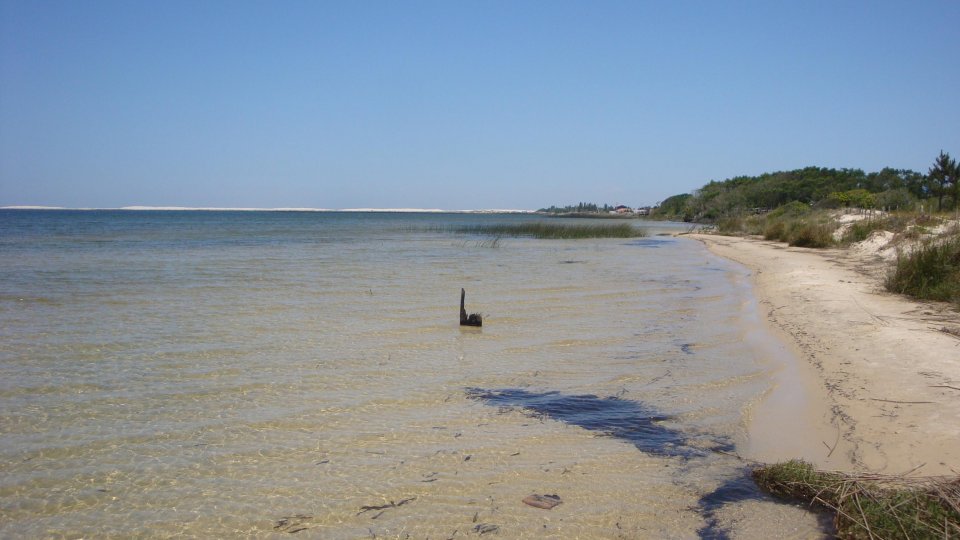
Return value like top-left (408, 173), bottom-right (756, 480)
top-left (1, 1), bottom-right (958, 210)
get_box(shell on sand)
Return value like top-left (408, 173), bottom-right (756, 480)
top-left (522, 494), bottom-right (562, 510)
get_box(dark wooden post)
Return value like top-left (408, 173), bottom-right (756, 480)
top-left (460, 288), bottom-right (482, 327)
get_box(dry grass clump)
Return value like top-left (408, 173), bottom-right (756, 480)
top-left (761, 214), bottom-right (836, 247)
top-left (753, 460), bottom-right (960, 539)
top-left (715, 203), bottom-right (837, 248)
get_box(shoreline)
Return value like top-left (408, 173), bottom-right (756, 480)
top-left (693, 233), bottom-right (960, 476)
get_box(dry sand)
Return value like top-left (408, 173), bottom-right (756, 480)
top-left (692, 233), bottom-right (960, 476)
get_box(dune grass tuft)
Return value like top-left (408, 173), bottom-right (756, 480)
top-left (753, 460), bottom-right (960, 539)
top-left (886, 234), bottom-right (960, 306)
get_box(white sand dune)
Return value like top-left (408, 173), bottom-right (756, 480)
top-left (695, 233), bottom-right (960, 475)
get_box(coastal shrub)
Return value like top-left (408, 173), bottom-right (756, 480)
top-left (763, 219), bottom-right (787, 241)
top-left (785, 220), bottom-right (835, 248)
top-left (742, 215), bottom-right (766, 236)
top-left (760, 206), bottom-right (836, 247)
top-left (716, 215), bottom-right (743, 235)
top-left (753, 460), bottom-right (960, 539)
top-left (449, 222), bottom-right (647, 239)
top-left (874, 188), bottom-right (918, 212)
top-left (886, 234), bottom-right (960, 305)
top-left (715, 214), bottom-right (765, 236)
top-left (767, 201), bottom-right (812, 220)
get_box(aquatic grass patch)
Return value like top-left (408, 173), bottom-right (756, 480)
top-left (886, 234), bottom-right (960, 306)
top-left (753, 460), bottom-right (960, 539)
top-left (447, 222), bottom-right (646, 239)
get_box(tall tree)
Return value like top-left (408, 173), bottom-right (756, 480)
top-left (928, 151), bottom-right (957, 211)
top-left (952, 158), bottom-right (960, 211)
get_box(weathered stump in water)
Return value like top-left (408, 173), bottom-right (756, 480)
top-left (460, 288), bottom-right (482, 327)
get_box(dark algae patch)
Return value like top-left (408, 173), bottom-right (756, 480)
top-left (695, 474), bottom-right (836, 539)
top-left (466, 388), bottom-right (843, 538)
top-left (465, 388), bottom-right (710, 458)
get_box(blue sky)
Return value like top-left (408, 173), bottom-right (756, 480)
top-left (1, 1), bottom-right (958, 210)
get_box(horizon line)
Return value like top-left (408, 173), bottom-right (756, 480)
top-left (0, 205), bottom-right (538, 213)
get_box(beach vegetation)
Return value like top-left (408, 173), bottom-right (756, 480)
top-left (657, 193), bottom-right (695, 221)
top-left (539, 202), bottom-right (612, 214)
top-left (824, 189), bottom-right (876, 210)
top-left (872, 188), bottom-right (918, 212)
top-left (841, 218), bottom-right (891, 244)
top-left (650, 153), bottom-right (957, 223)
top-left (753, 460), bottom-right (960, 539)
top-left (886, 233), bottom-right (960, 306)
top-left (768, 200), bottom-right (813, 219)
top-left (715, 204), bottom-right (837, 248)
top-left (780, 218), bottom-right (836, 248)
top-left (446, 222), bottom-right (647, 239)
top-left (928, 151), bottom-right (958, 212)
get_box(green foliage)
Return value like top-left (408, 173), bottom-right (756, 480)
top-left (652, 153), bottom-right (958, 224)
top-left (767, 200), bottom-right (811, 219)
top-left (748, 207), bottom-right (837, 248)
top-left (782, 219), bottom-right (835, 248)
top-left (827, 189), bottom-right (875, 209)
top-left (763, 219), bottom-right (786, 241)
top-left (928, 151), bottom-right (959, 211)
top-left (652, 193), bottom-right (694, 221)
top-left (713, 201), bottom-right (836, 248)
top-left (450, 222), bottom-right (647, 239)
top-left (715, 215), bottom-right (743, 234)
top-left (873, 188), bottom-right (917, 211)
top-left (886, 234), bottom-right (960, 306)
top-left (753, 460), bottom-right (960, 539)
top-left (655, 164), bottom-right (936, 223)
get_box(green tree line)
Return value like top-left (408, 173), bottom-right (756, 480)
top-left (538, 202), bottom-right (615, 214)
top-left (652, 152), bottom-right (959, 222)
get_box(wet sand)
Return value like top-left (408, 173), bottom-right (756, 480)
top-left (693, 234), bottom-right (960, 476)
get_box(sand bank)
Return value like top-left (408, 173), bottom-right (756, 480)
top-left (693, 234), bottom-right (960, 476)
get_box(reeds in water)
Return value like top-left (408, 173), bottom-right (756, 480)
top-left (447, 222), bottom-right (646, 239)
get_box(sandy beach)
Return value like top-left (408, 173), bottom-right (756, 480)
top-left (693, 233), bottom-right (960, 476)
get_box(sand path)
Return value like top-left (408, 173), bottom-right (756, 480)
top-left (693, 234), bottom-right (960, 476)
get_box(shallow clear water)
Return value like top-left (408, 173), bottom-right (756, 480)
top-left (0, 210), bottom-right (824, 538)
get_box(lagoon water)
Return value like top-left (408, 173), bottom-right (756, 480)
top-left (0, 210), bottom-right (824, 538)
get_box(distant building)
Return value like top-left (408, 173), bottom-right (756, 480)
top-left (614, 205), bottom-right (633, 214)
top-left (636, 206), bottom-right (652, 216)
